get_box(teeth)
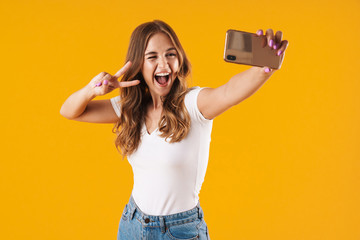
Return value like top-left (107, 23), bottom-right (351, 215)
top-left (155, 72), bottom-right (170, 76)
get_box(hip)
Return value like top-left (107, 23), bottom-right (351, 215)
top-left (117, 195), bottom-right (210, 240)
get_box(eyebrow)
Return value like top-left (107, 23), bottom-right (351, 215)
top-left (145, 47), bottom-right (177, 56)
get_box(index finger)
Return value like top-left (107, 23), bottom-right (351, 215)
top-left (113, 61), bottom-right (132, 79)
top-left (119, 80), bottom-right (140, 88)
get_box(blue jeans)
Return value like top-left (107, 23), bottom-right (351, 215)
top-left (117, 195), bottom-right (210, 240)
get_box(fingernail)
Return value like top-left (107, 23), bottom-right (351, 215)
top-left (256, 30), bottom-right (263, 36)
top-left (277, 50), bottom-right (282, 56)
top-left (264, 67), bottom-right (270, 73)
top-left (104, 80), bottom-right (108, 85)
top-left (273, 44), bottom-right (277, 50)
top-left (269, 39), bottom-right (273, 47)
top-left (95, 82), bottom-right (102, 87)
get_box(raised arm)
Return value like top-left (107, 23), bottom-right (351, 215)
top-left (198, 29), bottom-right (289, 120)
top-left (60, 61), bottom-right (140, 123)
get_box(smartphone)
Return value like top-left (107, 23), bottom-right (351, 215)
top-left (224, 29), bottom-right (283, 69)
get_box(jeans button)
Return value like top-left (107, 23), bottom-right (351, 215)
top-left (145, 218), bottom-right (150, 223)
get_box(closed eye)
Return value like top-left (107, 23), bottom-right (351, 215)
top-left (146, 53), bottom-right (177, 60)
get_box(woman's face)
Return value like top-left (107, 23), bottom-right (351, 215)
top-left (142, 32), bottom-right (180, 99)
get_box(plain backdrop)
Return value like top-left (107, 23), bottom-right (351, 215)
top-left (1, 0), bottom-right (359, 239)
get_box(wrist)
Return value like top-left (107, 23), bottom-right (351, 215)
top-left (251, 66), bottom-right (275, 81)
top-left (83, 84), bottom-right (96, 100)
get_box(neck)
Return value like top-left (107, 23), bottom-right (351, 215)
top-left (150, 94), bottom-right (163, 110)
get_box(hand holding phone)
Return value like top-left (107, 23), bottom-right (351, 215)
top-left (224, 29), bottom-right (288, 70)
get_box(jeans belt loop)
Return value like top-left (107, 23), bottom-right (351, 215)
top-left (159, 216), bottom-right (166, 233)
top-left (130, 205), bottom-right (136, 220)
top-left (198, 206), bottom-right (203, 219)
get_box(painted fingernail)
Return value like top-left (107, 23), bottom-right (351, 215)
top-left (273, 44), bottom-right (277, 50)
top-left (269, 39), bottom-right (273, 47)
top-left (256, 30), bottom-right (263, 36)
top-left (277, 50), bottom-right (282, 56)
top-left (104, 80), bottom-right (108, 85)
top-left (95, 82), bottom-right (102, 87)
top-left (264, 67), bottom-right (270, 73)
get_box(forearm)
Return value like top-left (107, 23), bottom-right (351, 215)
top-left (224, 67), bottom-right (274, 106)
top-left (60, 84), bottom-right (96, 119)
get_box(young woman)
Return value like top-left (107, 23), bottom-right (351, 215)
top-left (60, 20), bottom-right (288, 240)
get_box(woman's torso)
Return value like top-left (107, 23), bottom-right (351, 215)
top-left (111, 87), bottom-right (213, 215)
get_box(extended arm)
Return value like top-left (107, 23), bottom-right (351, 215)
top-left (198, 66), bottom-right (274, 120)
top-left (197, 28), bottom-right (288, 120)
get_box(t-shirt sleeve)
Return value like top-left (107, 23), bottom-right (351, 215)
top-left (185, 86), bottom-right (213, 124)
top-left (110, 96), bottom-right (121, 117)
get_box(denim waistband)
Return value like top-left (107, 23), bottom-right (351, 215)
top-left (126, 195), bottom-right (204, 232)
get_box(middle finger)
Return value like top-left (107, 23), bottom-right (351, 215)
top-left (113, 61), bottom-right (132, 79)
top-left (266, 29), bottom-right (274, 48)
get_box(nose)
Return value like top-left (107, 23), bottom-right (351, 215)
top-left (157, 56), bottom-right (169, 69)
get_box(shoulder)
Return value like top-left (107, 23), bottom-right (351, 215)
top-left (184, 86), bottom-right (208, 103)
top-left (185, 86), bottom-right (213, 123)
top-left (110, 95), bottom-right (120, 103)
top-left (110, 95), bottom-right (121, 117)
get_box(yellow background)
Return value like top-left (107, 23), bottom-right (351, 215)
top-left (1, 0), bottom-right (359, 239)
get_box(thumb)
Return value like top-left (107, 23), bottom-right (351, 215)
top-left (263, 67), bottom-right (272, 73)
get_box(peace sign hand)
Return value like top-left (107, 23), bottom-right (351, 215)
top-left (255, 29), bottom-right (289, 73)
top-left (88, 61), bottom-right (140, 97)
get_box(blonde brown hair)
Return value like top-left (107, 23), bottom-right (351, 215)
top-left (112, 20), bottom-right (192, 158)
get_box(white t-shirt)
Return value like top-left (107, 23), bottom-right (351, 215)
top-left (110, 87), bottom-right (213, 215)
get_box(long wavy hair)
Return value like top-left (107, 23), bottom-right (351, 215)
top-left (112, 20), bottom-right (192, 158)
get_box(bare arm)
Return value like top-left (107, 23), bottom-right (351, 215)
top-left (198, 28), bottom-right (289, 120)
top-left (59, 61), bottom-right (139, 123)
top-left (60, 84), bottom-right (96, 119)
top-left (60, 84), bottom-right (120, 123)
top-left (198, 67), bottom-right (273, 120)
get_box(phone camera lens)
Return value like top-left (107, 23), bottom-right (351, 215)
top-left (227, 55), bottom-right (236, 61)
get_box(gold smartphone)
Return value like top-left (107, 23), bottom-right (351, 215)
top-left (224, 29), bottom-right (283, 69)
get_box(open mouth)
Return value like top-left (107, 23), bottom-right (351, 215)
top-left (154, 72), bottom-right (171, 87)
